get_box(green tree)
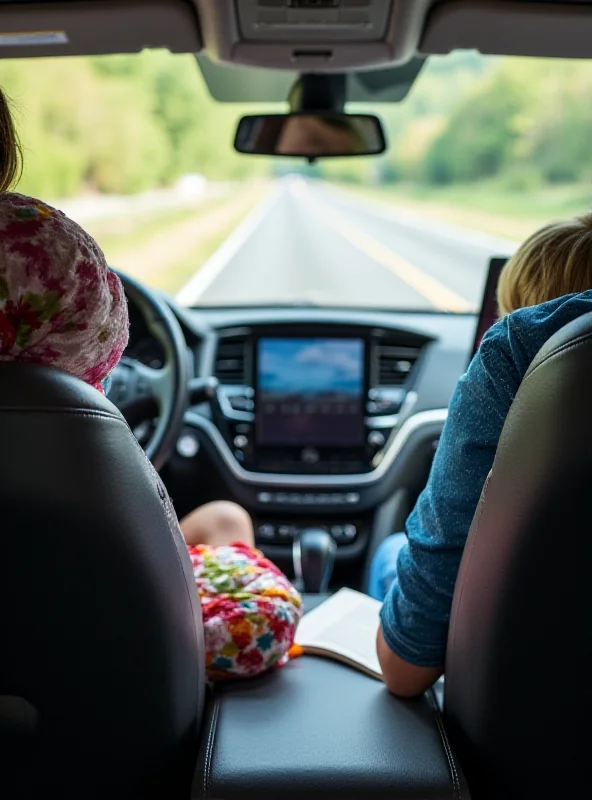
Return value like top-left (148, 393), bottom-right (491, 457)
top-left (424, 67), bottom-right (530, 184)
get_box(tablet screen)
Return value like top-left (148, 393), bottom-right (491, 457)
top-left (470, 257), bottom-right (507, 363)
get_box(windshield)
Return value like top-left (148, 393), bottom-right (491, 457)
top-left (3, 51), bottom-right (591, 311)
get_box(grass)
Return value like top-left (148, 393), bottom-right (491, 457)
top-left (344, 181), bottom-right (592, 241)
top-left (98, 181), bottom-right (269, 296)
top-left (67, 181), bottom-right (269, 297)
top-left (84, 198), bottom-right (231, 261)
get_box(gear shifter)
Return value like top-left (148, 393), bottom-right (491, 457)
top-left (293, 529), bottom-right (337, 593)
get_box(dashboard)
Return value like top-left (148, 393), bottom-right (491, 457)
top-left (155, 302), bottom-right (478, 590)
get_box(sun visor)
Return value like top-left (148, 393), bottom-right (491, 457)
top-left (421, 1), bottom-right (592, 59)
top-left (0, 0), bottom-right (201, 59)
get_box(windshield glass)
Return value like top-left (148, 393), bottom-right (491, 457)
top-left (4, 51), bottom-right (591, 311)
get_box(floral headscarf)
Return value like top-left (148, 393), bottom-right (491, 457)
top-left (0, 193), bottom-right (128, 391)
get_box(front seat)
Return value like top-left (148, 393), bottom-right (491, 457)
top-left (0, 364), bottom-right (205, 798)
top-left (444, 312), bottom-right (592, 798)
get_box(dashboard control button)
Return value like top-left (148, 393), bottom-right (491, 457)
top-left (278, 525), bottom-right (292, 539)
top-left (233, 435), bottom-right (249, 450)
top-left (258, 524), bottom-right (275, 540)
top-left (258, 492), bottom-right (273, 504)
top-left (235, 423), bottom-right (252, 435)
top-left (331, 525), bottom-right (344, 538)
top-left (234, 450), bottom-right (245, 463)
top-left (276, 492), bottom-right (289, 504)
top-left (368, 430), bottom-right (386, 448)
top-left (288, 493), bottom-right (302, 504)
top-left (302, 494), bottom-right (315, 505)
top-left (367, 388), bottom-right (406, 416)
top-left (176, 433), bottom-right (200, 458)
top-left (301, 447), bottom-right (320, 465)
top-left (229, 396), bottom-right (254, 412)
top-left (137, 378), bottom-right (151, 397)
top-left (343, 524), bottom-right (357, 539)
top-left (346, 492), bottom-right (360, 505)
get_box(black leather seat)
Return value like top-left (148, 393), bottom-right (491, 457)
top-left (445, 312), bottom-right (592, 799)
top-left (0, 364), bottom-right (205, 798)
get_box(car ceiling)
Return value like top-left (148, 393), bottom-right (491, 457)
top-left (0, 1), bottom-right (591, 100)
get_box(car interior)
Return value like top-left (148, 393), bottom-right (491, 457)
top-left (0, 1), bottom-right (590, 798)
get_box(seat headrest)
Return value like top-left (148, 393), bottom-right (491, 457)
top-left (0, 361), bottom-right (115, 410)
top-left (525, 309), bottom-right (592, 378)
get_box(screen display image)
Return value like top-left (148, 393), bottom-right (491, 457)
top-left (471, 257), bottom-right (507, 362)
top-left (257, 338), bottom-right (365, 448)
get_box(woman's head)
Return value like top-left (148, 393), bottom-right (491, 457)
top-left (498, 213), bottom-right (592, 316)
top-left (0, 88), bottom-right (22, 192)
top-left (0, 192), bottom-right (128, 390)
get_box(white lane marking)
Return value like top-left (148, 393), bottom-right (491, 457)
top-left (175, 186), bottom-right (282, 305)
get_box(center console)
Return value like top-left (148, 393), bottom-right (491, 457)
top-left (193, 655), bottom-right (466, 800)
top-left (216, 325), bottom-right (423, 468)
top-left (207, 324), bottom-right (428, 550)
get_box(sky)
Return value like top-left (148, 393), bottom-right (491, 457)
top-left (258, 338), bottom-right (364, 395)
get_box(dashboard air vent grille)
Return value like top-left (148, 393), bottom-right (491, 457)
top-left (375, 343), bottom-right (421, 386)
top-left (214, 332), bottom-right (250, 386)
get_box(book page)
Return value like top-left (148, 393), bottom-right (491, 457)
top-left (295, 588), bottom-right (383, 677)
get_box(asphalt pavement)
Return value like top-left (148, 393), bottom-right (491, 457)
top-left (175, 178), bottom-right (519, 311)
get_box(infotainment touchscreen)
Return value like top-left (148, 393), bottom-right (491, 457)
top-left (256, 338), bottom-right (365, 448)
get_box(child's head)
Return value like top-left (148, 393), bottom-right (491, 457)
top-left (498, 213), bottom-right (592, 316)
top-left (0, 192), bottom-right (128, 391)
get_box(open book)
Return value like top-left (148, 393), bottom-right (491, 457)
top-left (294, 588), bottom-right (383, 680)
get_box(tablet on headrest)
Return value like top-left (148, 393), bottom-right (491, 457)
top-left (470, 257), bottom-right (507, 365)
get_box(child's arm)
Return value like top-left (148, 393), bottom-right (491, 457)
top-left (376, 628), bottom-right (442, 698)
top-left (377, 318), bottom-right (525, 693)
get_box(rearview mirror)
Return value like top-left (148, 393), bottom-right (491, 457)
top-left (234, 113), bottom-right (386, 160)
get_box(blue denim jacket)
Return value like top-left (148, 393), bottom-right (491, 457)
top-left (380, 290), bottom-right (592, 666)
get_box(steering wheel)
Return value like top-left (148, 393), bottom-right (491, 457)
top-left (107, 272), bottom-right (188, 471)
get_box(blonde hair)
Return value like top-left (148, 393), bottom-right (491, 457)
top-left (497, 213), bottom-right (592, 316)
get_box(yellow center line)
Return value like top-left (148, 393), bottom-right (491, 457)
top-left (318, 203), bottom-right (472, 313)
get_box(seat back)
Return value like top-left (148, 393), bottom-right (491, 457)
top-left (444, 312), bottom-right (592, 798)
top-left (0, 364), bottom-right (204, 798)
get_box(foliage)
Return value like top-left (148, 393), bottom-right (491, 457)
top-left (1, 50), bottom-right (592, 198)
top-left (0, 52), bottom-right (267, 197)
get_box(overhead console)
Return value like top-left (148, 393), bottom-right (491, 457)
top-left (195, 0), bottom-right (433, 70)
top-left (237, 0), bottom-right (394, 44)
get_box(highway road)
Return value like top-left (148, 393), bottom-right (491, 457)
top-left (176, 178), bottom-right (519, 311)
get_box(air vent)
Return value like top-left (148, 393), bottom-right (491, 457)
top-left (375, 343), bottom-right (421, 386)
top-left (214, 332), bottom-right (251, 386)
